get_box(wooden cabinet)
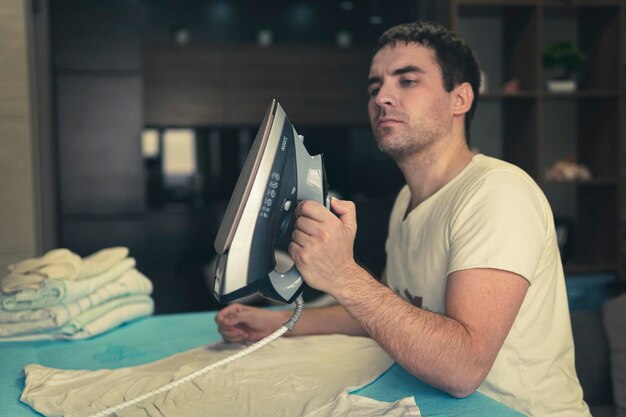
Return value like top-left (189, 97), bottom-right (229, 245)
top-left (447, 0), bottom-right (625, 282)
top-left (143, 45), bottom-right (372, 126)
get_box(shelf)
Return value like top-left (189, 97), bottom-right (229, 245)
top-left (451, 0), bottom-right (624, 282)
top-left (542, 91), bottom-right (621, 99)
top-left (543, 179), bottom-right (620, 186)
top-left (479, 91), bottom-right (540, 99)
top-left (542, 0), bottom-right (621, 8)
top-left (480, 91), bottom-right (622, 99)
top-left (457, 1), bottom-right (621, 9)
top-left (457, 0), bottom-right (537, 5)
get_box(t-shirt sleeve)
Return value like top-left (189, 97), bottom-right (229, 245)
top-left (447, 171), bottom-right (549, 284)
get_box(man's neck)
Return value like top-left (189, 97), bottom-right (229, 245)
top-left (397, 136), bottom-right (475, 214)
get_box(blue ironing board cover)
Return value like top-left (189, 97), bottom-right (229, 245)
top-left (0, 311), bottom-right (523, 417)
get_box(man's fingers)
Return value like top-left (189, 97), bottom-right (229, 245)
top-left (295, 200), bottom-right (328, 222)
top-left (216, 303), bottom-right (241, 319)
top-left (288, 241), bottom-right (304, 264)
top-left (217, 318), bottom-right (250, 342)
top-left (219, 327), bottom-right (249, 343)
top-left (291, 229), bottom-right (312, 247)
top-left (215, 304), bottom-right (246, 326)
top-left (330, 198), bottom-right (357, 229)
top-left (216, 304), bottom-right (279, 343)
top-left (294, 216), bottom-right (318, 236)
top-left (295, 198), bottom-right (357, 230)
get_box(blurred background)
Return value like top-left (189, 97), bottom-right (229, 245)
top-left (2, 0), bottom-right (625, 314)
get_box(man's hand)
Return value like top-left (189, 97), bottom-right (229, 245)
top-left (215, 304), bottom-right (288, 343)
top-left (288, 198), bottom-right (361, 295)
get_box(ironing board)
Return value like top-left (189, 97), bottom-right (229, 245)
top-left (0, 311), bottom-right (523, 417)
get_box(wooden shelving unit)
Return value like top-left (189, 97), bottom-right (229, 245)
top-left (447, 0), bottom-right (625, 282)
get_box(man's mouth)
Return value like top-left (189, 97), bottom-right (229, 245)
top-left (377, 117), bottom-right (402, 128)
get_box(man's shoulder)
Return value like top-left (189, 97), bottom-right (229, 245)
top-left (465, 154), bottom-right (540, 192)
top-left (457, 154), bottom-right (552, 224)
top-left (471, 154), bottom-right (530, 177)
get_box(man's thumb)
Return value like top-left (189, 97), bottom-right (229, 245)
top-left (330, 198), bottom-right (357, 228)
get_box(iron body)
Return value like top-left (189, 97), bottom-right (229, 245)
top-left (213, 100), bottom-right (329, 304)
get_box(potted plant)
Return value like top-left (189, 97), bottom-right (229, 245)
top-left (542, 41), bottom-right (585, 92)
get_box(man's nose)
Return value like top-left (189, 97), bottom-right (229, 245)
top-left (374, 84), bottom-right (395, 108)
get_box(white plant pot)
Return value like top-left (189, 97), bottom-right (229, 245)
top-left (546, 79), bottom-right (577, 93)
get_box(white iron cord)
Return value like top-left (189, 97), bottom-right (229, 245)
top-left (79, 296), bottom-right (305, 417)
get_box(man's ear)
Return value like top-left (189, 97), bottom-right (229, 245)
top-left (452, 82), bottom-right (474, 116)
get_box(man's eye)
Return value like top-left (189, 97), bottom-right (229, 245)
top-left (401, 79), bottom-right (417, 87)
top-left (368, 88), bottom-right (380, 97)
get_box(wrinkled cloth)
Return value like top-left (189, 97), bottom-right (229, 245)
top-left (21, 335), bottom-right (420, 417)
top-left (0, 269), bottom-right (152, 335)
top-left (2, 249), bottom-right (81, 292)
top-left (1, 295), bottom-right (154, 341)
top-left (308, 394), bottom-right (420, 417)
top-left (60, 294), bottom-right (153, 336)
top-left (0, 258), bottom-right (135, 311)
top-left (2, 247), bottom-right (129, 293)
top-left (76, 247), bottom-right (129, 280)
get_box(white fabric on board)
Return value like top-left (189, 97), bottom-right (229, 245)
top-left (21, 335), bottom-right (420, 417)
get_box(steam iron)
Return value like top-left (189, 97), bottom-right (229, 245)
top-left (213, 100), bottom-right (330, 304)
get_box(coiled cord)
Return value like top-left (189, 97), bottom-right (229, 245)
top-left (79, 296), bottom-right (305, 417)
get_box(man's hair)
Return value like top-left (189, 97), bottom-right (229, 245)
top-left (374, 21), bottom-right (481, 143)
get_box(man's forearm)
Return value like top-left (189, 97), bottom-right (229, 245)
top-left (282, 304), bottom-right (369, 337)
top-left (334, 266), bottom-right (486, 397)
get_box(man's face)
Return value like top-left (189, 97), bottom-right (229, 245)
top-left (367, 42), bottom-right (455, 161)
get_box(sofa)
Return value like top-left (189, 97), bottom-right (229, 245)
top-left (570, 288), bottom-right (626, 417)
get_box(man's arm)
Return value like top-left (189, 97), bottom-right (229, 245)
top-left (291, 304), bottom-right (368, 336)
top-left (215, 302), bottom-right (367, 343)
top-left (334, 265), bottom-right (528, 397)
top-left (290, 198), bottom-right (529, 397)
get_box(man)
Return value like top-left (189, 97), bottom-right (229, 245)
top-left (216, 21), bottom-right (590, 416)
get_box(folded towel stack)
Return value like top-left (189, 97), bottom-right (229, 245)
top-left (0, 247), bottom-right (154, 341)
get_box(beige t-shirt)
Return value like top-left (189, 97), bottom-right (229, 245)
top-left (385, 154), bottom-right (590, 416)
top-left (21, 335), bottom-right (420, 417)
